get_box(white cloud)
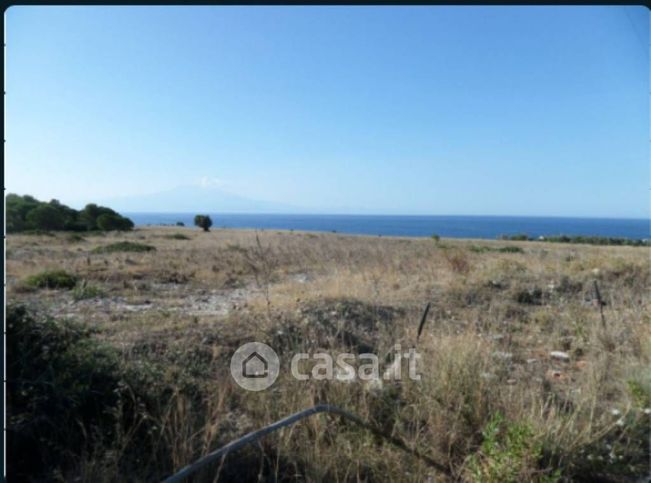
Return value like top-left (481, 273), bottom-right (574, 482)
top-left (198, 176), bottom-right (226, 188)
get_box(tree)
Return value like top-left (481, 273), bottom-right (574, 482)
top-left (194, 215), bottom-right (213, 232)
top-left (96, 213), bottom-right (134, 231)
top-left (6, 194), bottom-right (41, 232)
top-left (79, 204), bottom-right (127, 231)
top-left (5, 193), bottom-right (132, 233)
top-left (25, 205), bottom-right (66, 231)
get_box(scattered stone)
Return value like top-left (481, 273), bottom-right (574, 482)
top-left (550, 351), bottom-right (570, 362)
top-left (492, 351), bottom-right (513, 360)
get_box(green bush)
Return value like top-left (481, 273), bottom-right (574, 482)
top-left (71, 281), bottom-right (105, 301)
top-left (25, 270), bottom-right (78, 289)
top-left (467, 413), bottom-right (553, 482)
top-left (92, 241), bottom-right (156, 254)
top-left (497, 246), bottom-right (524, 253)
top-left (164, 233), bottom-right (191, 240)
top-left (469, 245), bottom-right (524, 254)
top-left (5, 305), bottom-right (162, 480)
top-left (6, 306), bottom-right (123, 479)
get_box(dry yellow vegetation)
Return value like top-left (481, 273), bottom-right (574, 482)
top-left (6, 227), bottom-right (651, 482)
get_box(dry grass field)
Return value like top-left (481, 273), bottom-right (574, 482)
top-left (6, 227), bottom-right (651, 482)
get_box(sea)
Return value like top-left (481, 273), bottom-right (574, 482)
top-left (123, 213), bottom-right (650, 241)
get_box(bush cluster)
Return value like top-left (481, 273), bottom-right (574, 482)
top-left (6, 194), bottom-right (133, 233)
top-left (5, 305), bottom-right (169, 481)
top-left (92, 241), bottom-right (156, 254)
top-left (25, 270), bottom-right (78, 290)
top-left (499, 233), bottom-right (650, 247)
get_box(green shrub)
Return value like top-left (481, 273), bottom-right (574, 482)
top-left (25, 270), bottom-right (78, 289)
top-left (163, 233), bottom-right (190, 240)
top-left (515, 287), bottom-right (543, 305)
top-left (497, 246), bottom-right (524, 253)
top-left (467, 413), bottom-right (552, 482)
top-left (431, 234), bottom-right (440, 242)
top-left (5, 305), bottom-right (160, 480)
top-left (6, 306), bottom-right (122, 479)
top-left (92, 241), bottom-right (156, 253)
top-left (71, 281), bottom-right (105, 301)
top-left (470, 245), bottom-right (524, 254)
top-left (627, 379), bottom-right (651, 408)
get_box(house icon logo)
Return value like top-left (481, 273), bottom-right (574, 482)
top-left (230, 342), bottom-right (279, 391)
top-left (242, 351), bottom-right (268, 378)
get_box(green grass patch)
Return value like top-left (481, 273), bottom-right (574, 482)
top-left (92, 241), bottom-right (156, 254)
top-left (71, 282), bottom-right (105, 301)
top-left (25, 270), bottom-right (78, 289)
top-left (468, 412), bottom-right (555, 482)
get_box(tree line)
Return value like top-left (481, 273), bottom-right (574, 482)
top-left (499, 233), bottom-right (650, 247)
top-left (6, 194), bottom-right (134, 233)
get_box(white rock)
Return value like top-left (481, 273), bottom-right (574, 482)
top-left (492, 351), bottom-right (513, 360)
top-left (550, 351), bottom-right (570, 362)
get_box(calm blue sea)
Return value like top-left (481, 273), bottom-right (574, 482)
top-left (124, 213), bottom-right (650, 240)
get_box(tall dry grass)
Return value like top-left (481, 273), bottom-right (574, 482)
top-left (6, 227), bottom-right (650, 481)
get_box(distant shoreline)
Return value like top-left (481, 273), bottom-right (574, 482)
top-left (125, 213), bottom-right (650, 241)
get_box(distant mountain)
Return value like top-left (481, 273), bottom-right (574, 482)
top-left (98, 185), bottom-right (301, 213)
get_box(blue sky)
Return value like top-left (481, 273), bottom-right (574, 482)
top-left (5, 6), bottom-right (649, 217)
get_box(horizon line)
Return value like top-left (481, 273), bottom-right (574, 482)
top-left (121, 211), bottom-right (650, 221)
